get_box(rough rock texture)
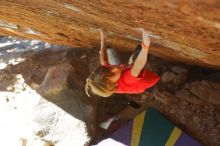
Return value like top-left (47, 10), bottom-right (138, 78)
top-left (1, 37), bottom-right (220, 146)
top-left (0, 38), bottom-right (93, 146)
top-left (0, 0), bottom-right (220, 69)
top-left (0, 74), bottom-right (92, 146)
top-left (176, 80), bottom-right (220, 105)
top-left (93, 51), bottom-right (220, 146)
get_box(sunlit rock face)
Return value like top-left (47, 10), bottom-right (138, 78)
top-left (0, 0), bottom-right (219, 69)
top-left (0, 74), bottom-right (92, 146)
top-left (0, 37), bottom-right (93, 146)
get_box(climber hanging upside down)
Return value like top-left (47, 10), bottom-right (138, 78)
top-left (85, 28), bottom-right (160, 97)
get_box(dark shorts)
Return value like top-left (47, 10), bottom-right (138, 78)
top-left (128, 44), bottom-right (142, 64)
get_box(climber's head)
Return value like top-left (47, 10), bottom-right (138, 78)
top-left (85, 65), bottom-right (122, 97)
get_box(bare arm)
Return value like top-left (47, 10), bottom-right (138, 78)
top-left (131, 30), bottom-right (150, 77)
top-left (100, 29), bottom-right (109, 66)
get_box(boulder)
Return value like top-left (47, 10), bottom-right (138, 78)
top-left (0, 0), bottom-right (220, 69)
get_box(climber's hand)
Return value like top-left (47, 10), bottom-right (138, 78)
top-left (100, 29), bottom-right (108, 41)
top-left (136, 28), bottom-right (150, 48)
top-left (142, 30), bottom-right (150, 47)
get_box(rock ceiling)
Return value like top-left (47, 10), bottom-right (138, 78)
top-left (0, 0), bottom-right (219, 68)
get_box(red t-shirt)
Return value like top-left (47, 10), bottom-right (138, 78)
top-left (115, 65), bottom-right (160, 94)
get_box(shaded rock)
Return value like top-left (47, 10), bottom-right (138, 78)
top-left (37, 62), bottom-right (72, 95)
top-left (161, 66), bottom-right (188, 85)
top-left (153, 87), bottom-right (177, 105)
top-left (175, 88), bottom-right (206, 106)
top-left (186, 80), bottom-right (220, 105)
top-left (68, 59), bottom-right (90, 90)
top-left (171, 66), bottom-right (188, 74)
top-left (208, 71), bottom-right (220, 81)
top-left (161, 71), bottom-right (176, 83)
top-left (125, 92), bottom-right (152, 104)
